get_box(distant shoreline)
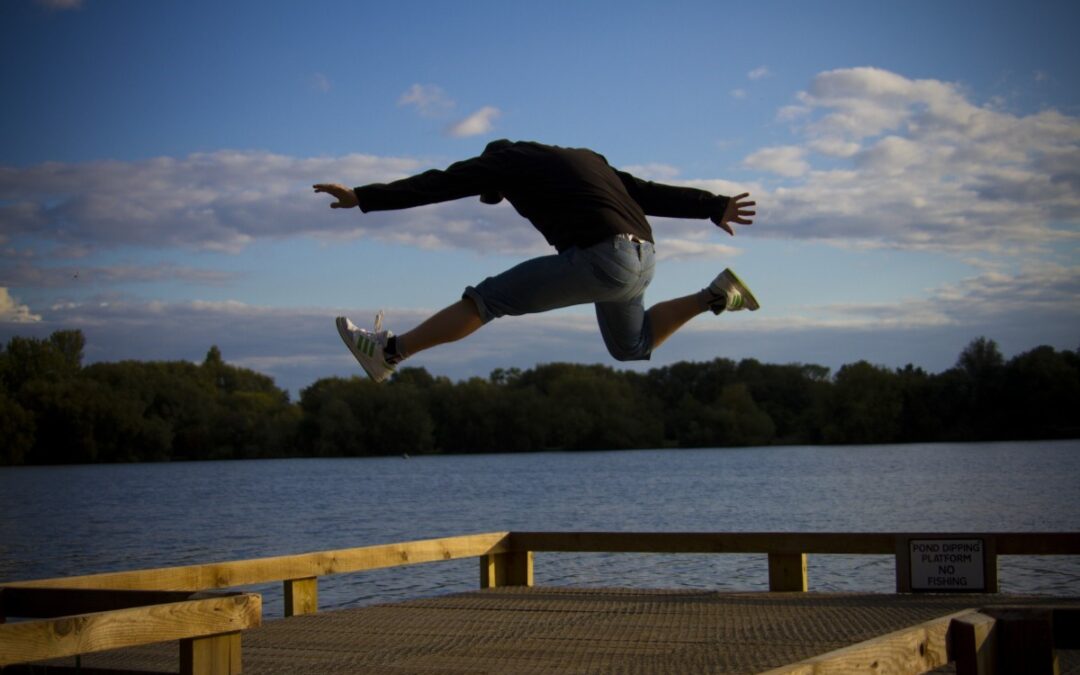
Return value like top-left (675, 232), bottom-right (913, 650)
top-left (3, 331), bottom-right (1078, 466)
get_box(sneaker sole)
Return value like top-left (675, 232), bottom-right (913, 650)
top-left (336, 317), bottom-right (393, 382)
top-left (722, 269), bottom-right (760, 311)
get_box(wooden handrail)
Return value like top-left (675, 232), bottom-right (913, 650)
top-left (761, 607), bottom-right (974, 674)
top-left (509, 531), bottom-right (1080, 555)
top-left (3, 530), bottom-right (1077, 616)
top-left (6, 532), bottom-right (1075, 594)
top-left (4, 532), bottom-right (512, 591)
top-left (511, 531), bottom-right (897, 554)
top-left (0, 591), bottom-right (260, 667)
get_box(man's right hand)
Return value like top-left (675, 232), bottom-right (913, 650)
top-left (313, 183), bottom-right (359, 209)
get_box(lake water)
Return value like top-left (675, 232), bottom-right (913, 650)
top-left (1, 441), bottom-right (1078, 618)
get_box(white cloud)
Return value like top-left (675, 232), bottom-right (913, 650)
top-left (730, 89), bottom-right (747, 100)
top-left (447, 106), bottom-right (501, 137)
top-left (748, 66), bottom-right (771, 80)
top-left (777, 105), bottom-right (811, 122)
top-left (0, 150), bottom-right (427, 253)
top-left (788, 264), bottom-right (1080, 332)
top-left (745, 66), bottom-right (1080, 252)
top-left (4, 264), bottom-right (1073, 393)
top-left (652, 238), bottom-right (740, 261)
top-left (620, 163), bottom-right (681, 181)
top-left (742, 145), bottom-right (809, 177)
top-left (35, 0), bottom-right (82, 9)
top-left (2, 262), bottom-right (237, 289)
top-left (0, 288), bottom-right (41, 323)
top-left (310, 73), bottom-right (331, 93)
top-left (807, 138), bottom-right (861, 157)
top-left (398, 84), bottom-right (455, 117)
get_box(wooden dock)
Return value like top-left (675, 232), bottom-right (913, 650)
top-left (3, 531), bottom-right (1079, 674)
top-left (14, 588), bottom-right (1080, 674)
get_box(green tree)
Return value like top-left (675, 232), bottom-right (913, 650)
top-left (949, 337), bottom-right (1007, 439)
top-left (717, 383), bottom-right (776, 446)
top-left (1000, 345), bottom-right (1080, 439)
top-left (824, 361), bottom-right (902, 444)
top-left (1, 330), bottom-right (84, 393)
top-left (529, 364), bottom-right (663, 449)
top-left (0, 391), bottom-right (35, 464)
top-left (737, 360), bottom-right (829, 443)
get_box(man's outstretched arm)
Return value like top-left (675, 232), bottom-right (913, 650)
top-left (615, 171), bottom-right (755, 236)
top-left (315, 154), bottom-right (500, 214)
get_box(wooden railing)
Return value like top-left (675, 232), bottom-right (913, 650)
top-left (2, 531), bottom-right (1078, 673)
top-left (4, 532), bottom-right (511, 616)
top-left (1, 533), bottom-right (508, 674)
top-left (0, 589), bottom-right (260, 672)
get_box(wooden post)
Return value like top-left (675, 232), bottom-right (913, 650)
top-left (989, 608), bottom-right (1059, 675)
top-left (180, 631), bottom-right (242, 675)
top-left (983, 537), bottom-right (999, 593)
top-left (949, 612), bottom-right (997, 675)
top-left (480, 551), bottom-right (533, 589)
top-left (896, 536), bottom-right (912, 593)
top-left (767, 553), bottom-right (807, 592)
top-left (283, 577), bottom-right (318, 616)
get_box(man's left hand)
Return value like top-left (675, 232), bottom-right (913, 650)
top-left (313, 183), bottom-right (359, 209)
top-left (711, 193), bottom-right (755, 236)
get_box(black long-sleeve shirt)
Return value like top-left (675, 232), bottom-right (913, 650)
top-left (353, 140), bottom-right (729, 252)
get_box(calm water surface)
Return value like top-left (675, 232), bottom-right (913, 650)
top-left (1, 441), bottom-right (1078, 617)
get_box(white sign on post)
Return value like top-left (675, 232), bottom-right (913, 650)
top-left (909, 539), bottom-right (985, 592)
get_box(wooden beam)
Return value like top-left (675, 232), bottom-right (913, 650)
top-left (984, 605), bottom-right (1080, 649)
top-left (480, 551), bottom-right (533, 589)
top-left (7, 532), bottom-right (511, 592)
top-left (983, 608), bottom-right (1059, 675)
top-left (950, 611), bottom-right (997, 675)
top-left (181, 631), bottom-right (242, 675)
top-left (6, 533), bottom-right (1075, 596)
top-left (283, 577), bottom-right (318, 617)
top-left (759, 608), bottom-right (973, 675)
top-left (993, 533), bottom-right (1080, 555)
top-left (1051, 607), bottom-right (1080, 649)
top-left (508, 532), bottom-right (1080, 556)
top-left (510, 532), bottom-right (898, 555)
top-left (0, 593), bottom-right (260, 667)
top-left (768, 553), bottom-right (808, 592)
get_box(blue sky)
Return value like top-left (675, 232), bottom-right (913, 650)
top-left (2, 0), bottom-right (1078, 396)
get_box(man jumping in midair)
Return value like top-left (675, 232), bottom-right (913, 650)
top-left (314, 139), bottom-right (758, 382)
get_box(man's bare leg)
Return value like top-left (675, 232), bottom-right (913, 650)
top-left (646, 291), bottom-right (710, 350)
top-left (394, 298), bottom-right (484, 358)
top-left (647, 269), bottom-right (761, 350)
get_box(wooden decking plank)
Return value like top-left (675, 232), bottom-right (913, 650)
top-left (22, 589), bottom-right (1080, 675)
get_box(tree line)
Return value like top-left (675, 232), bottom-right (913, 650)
top-left (1, 330), bottom-right (1077, 465)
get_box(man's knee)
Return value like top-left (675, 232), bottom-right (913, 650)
top-left (604, 339), bottom-right (652, 362)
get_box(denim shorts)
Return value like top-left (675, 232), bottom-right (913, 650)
top-left (464, 235), bottom-right (656, 361)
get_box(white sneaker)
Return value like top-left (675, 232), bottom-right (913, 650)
top-left (705, 268), bottom-right (760, 315)
top-left (336, 313), bottom-right (395, 383)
